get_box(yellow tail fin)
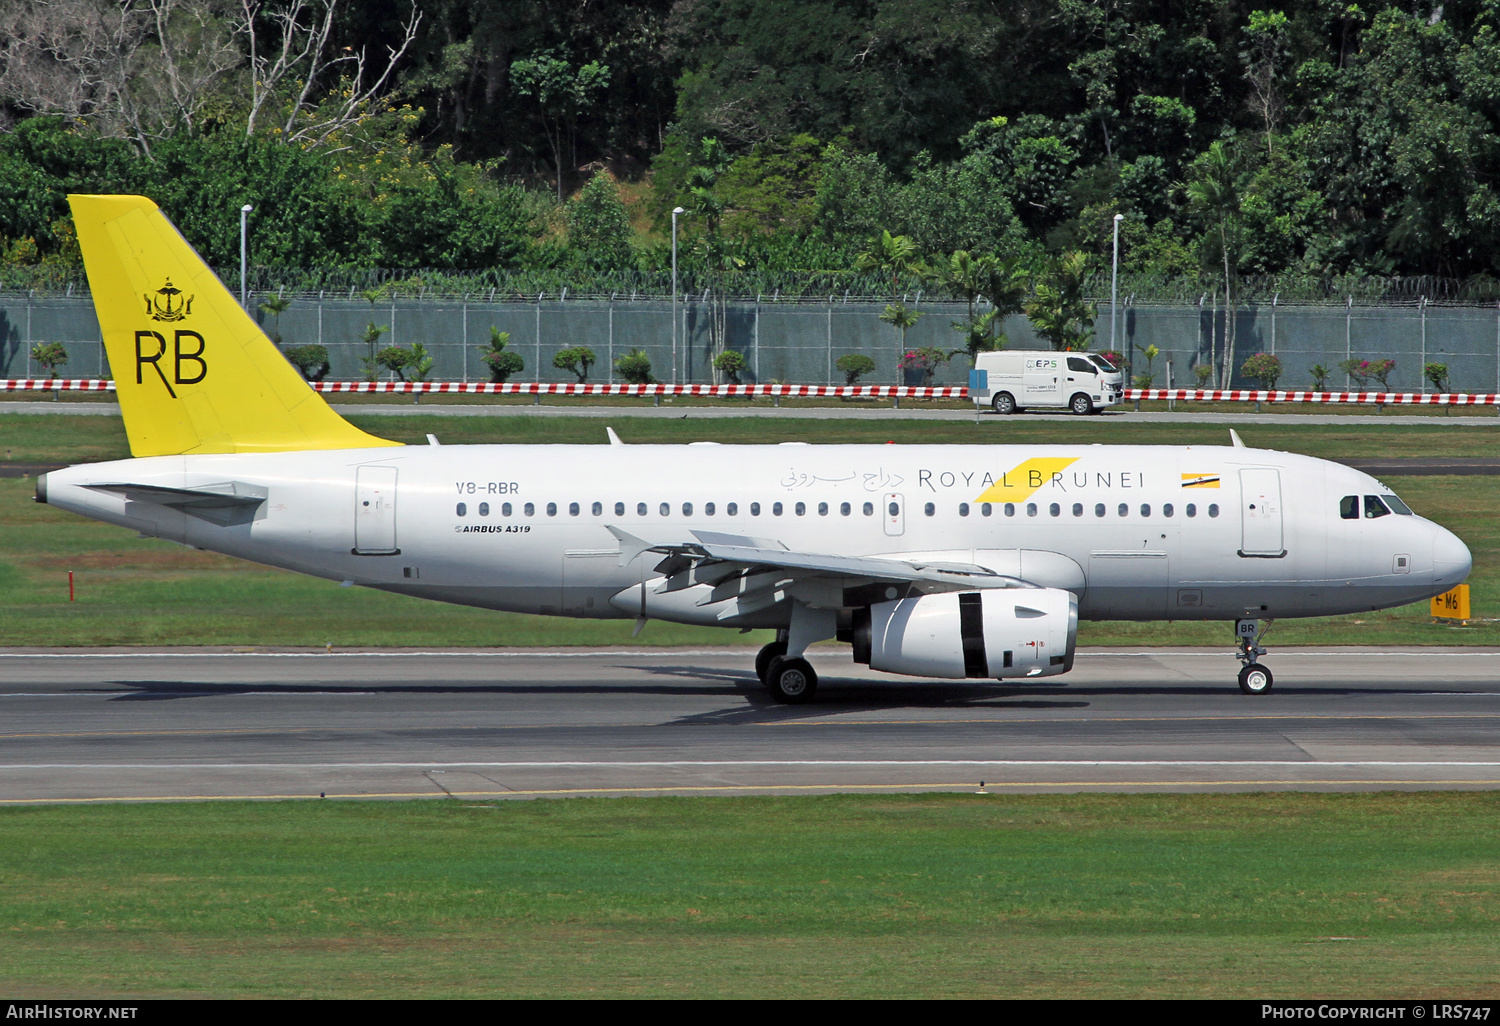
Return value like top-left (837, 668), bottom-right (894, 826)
top-left (69, 194), bottom-right (399, 457)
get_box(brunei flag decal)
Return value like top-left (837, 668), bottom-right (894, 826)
top-left (1181, 473), bottom-right (1221, 488)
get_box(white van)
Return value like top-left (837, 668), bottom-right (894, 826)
top-left (969, 351), bottom-right (1125, 415)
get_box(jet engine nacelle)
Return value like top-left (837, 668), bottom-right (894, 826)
top-left (853, 588), bottom-right (1078, 679)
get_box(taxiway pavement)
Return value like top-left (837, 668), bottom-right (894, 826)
top-left (1, 646), bottom-right (1497, 803)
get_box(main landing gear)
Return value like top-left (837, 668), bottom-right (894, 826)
top-left (1234, 618), bottom-right (1274, 695)
top-left (756, 631), bottom-right (819, 704)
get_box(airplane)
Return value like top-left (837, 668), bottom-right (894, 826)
top-left (35, 195), bottom-right (1473, 703)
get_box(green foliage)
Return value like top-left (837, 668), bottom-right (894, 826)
top-left (712, 349), bottom-right (748, 383)
top-left (1341, 358), bottom-right (1397, 389)
top-left (1241, 352), bottom-right (1283, 389)
top-left (1310, 364), bottom-right (1332, 391)
top-left (258, 295), bottom-right (291, 346)
top-left (376, 346), bottom-right (412, 381)
top-left (553, 346), bottom-right (597, 383)
top-left (1424, 362), bottom-right (1449, 392)
top-left (29, 342), bottom-right (67, 376)
top-left (283, 345), bottom-right (331, 382)
top-left (358, 322), bottom-right (390, 382)
top-left (1194, 362), bottom-right (1216, 387)
top-left (898, 346), bottom-right (952, 385)
top-left (405, 343), bottom-right (435, 383)
top-left (835, 353), bottom-right (876, 386)
top-left (614, 348), bottom-right (654, 384)
top-left (478, 328), bottom-right (523, 383)
top-left (1025, 251), bottom-right (1096, 351)
top-left (566, 174), bottom-right (633, 271)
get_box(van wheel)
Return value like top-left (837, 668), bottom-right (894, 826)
top-left (1070, 393), bottom-right (1094, 415)
top-left (992, 392), bottom-right (1017, 415)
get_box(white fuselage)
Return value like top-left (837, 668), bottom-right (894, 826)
top-left (40, 442), bottom-right (1470, 631)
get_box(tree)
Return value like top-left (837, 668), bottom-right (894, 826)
top-left (858, 230), bottom-right (925, 384)
top-left (1241, 10), bottom-right (1291, 159)
top-left (376, 344), bottom-right (411, 380)
top-left (553, 345), bottom-right (596, 382)
top-left (478, 327), bottom-right (523, 383)
top-left (405, 342), bottom-right (434, 383)
top-left (566, 172), bottom-right (633, 270)
top-left (836, 353), bottom-right (876, 386)
top-left (258, 293), bottom-right (290, 346)
top-left (1185, 141), bottom-right (1244, 385)
top-left (30, 340), bottom-right (67, 376)
top-left (510, 49), bottom-right (611, 201)
top-left (1241, 352), bottom-right (1283, 389)
top-left (1024, 251), bottom-right (1095, 351)
top-left (357, 321), bottom-right (388, 382)
top-left (879, 303), bottom-right (924, 384)
top-left (283, 343), bottom-right (330, 381)
top-left (712, 349), bottom-right (747, 384)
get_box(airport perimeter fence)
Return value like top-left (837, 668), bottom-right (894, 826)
top-left (6, 289), bottom-right (1500, 394)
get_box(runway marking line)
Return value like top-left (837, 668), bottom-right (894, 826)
top-left (4, 780), bottom-right (1500, 804)
top-left (5, 759), bottom-right (1500, 769)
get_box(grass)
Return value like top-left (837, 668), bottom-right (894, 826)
top-left (1, 793), bottom-right (1498, 998)
top-left (2, 413), bottom-right (1495, 647)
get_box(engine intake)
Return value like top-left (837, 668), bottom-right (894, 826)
top-left (852, 588), bottom-right (1078, 679)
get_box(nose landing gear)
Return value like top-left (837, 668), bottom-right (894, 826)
top-left (1234, 618), bottom-right (1274, 694)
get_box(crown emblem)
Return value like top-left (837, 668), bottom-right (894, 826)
top-left (145, 279), bottom-right (193, 322)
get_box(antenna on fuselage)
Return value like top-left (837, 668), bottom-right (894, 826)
top-left (606, 426), bottom-right (624, 446)
top-left (1229, 428), bottom-right (1246, 448)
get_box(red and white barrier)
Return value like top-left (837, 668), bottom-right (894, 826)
top-left (4, 378), bottom-right (1500, 405)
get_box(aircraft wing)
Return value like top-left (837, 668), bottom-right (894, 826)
top-left (607, 527), bottom-right (1032, 605)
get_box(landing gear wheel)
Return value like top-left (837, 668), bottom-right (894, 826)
top-left (765, 656), bottom-right (818, 704)
top-left (755, 641), bottom-right (787, 683)
top-left (1238, 663), bottom-right (1273, 695)
top-left (1070, 393), bottom-right (1094, 415)
top-left (991, 392), bottom-right (1017, 415)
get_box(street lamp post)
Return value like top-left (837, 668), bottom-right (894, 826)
top-left (239, 204), bottom-right (254, 309)
top-left (671, 206), bottom-right (686, 386)
top-left (1111, 212), bottom-right (1124, 375)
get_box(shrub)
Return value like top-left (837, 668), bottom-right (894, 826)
top-left (1096, 350), bottom-right (1124, 370)
top-left (376, 345), bottom-right (412, 380)
top-left (836, 353), bottom-right (877, 386)
top-left (478, 328), bottom-right (523, 383)
top-left (1424, 362), bottom-right (1449, 392)
top-left (1193, 362), bottom-right (1215, 387)
top-left (1240, 352), bottom-right (1282, 389)
top-left (897, 346), bottom-right (952, 385)
top-left (284, 344), bottom-right (331, 381)
top-left (713, 349), bottom-right (748, 384)
top-left (29, 341), bottom-right (67, 376)
top-left (405, 342), bottom-right (434, 383)
top-left (553, 346), bottom-right (597, 383)
top-left (615, 348), bottom-right (654, 384)
top-left (1309, 364), bottom-right (1331, 390)
top-left (1340, 358), bottom-right (1396, 389)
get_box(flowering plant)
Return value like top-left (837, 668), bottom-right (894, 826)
top-left (1240, 352), bottom-right (1282, 389)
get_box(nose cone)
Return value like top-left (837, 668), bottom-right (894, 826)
top-left (1433, 526), bottom-right (1472, 588)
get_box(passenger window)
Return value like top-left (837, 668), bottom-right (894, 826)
top-left (1026, 503), bottom-right (1038, 517)
top-left (659, 502), bottom-right (670, 516)
top-left (1072, 503), bottom-right (1083, 517)
top-left (682, 502), bottom-right (693, 516)
top-left (636, 502), bottom-right (647, 516)
top-left (456, 502), bottom-right (467, 516)
top-left (705, 502), bottom-right (715, 516)
top-left (1049, 503), bottom-right (1060, 517)
top-left (524, 502), bottom-right (535, 516)
top-left (774, 502), bottom-right (784, 516)
top-left (1208, 504), bottom-right (1220, 518)
top-left (981, 503), bottom-right (992, 517)
top-left (959, 503), bottom-right (970, 517)
top-left (1140, 504), bottom-right (1151, 517)
top-left (1340, 495), bottom-right (1359, 520)
top-left (546, 502), bottom-right (557, 517)
top-left (1067, 357), bottom-right (1094, 374)
top-left (502, 502), bottom-right (512, 517)
top-left (1095, 503), bottom-right (1106, 517)
top-left (1004, 503), bottom-right (1016, 517)
top-left (888, 501), bottom-right (898, 517)
top-left (1163, 503), bottom-right (1174, 517)
top-left (1118, 503), bottom-right (1128, 517)
top-left (794, 501), bottom-right (806, 516)
top-left (818, 502), bottom-right (829, 516)
top-left (569, 502), bottom-right (580, 516)
top-left (924, 502), bottom-right (936, 516)
top-left (1364, 495), bottom-right (1391, 519)
top-left (863, 502), bottom-right (874, 516)
top-left (592, 501), bottom-right (602, 516)
top-left (727, 502), bottom-right (738, 516)
top-left (614, 501), bottom-right (624, 516)
top-left (841, 502), bottom-right (852, 516)
top-left (479, 502), bottom-right (489, 516)
top-left (1186, 503), bottom-right (1197, 518)
top-left (750, 502), bottom-right (761, 516)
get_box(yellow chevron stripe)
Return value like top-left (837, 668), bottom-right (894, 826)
top-left (974, 457), bottom-right (1079, 503)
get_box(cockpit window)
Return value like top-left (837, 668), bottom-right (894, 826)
top-left (1339, 495), bottom-right (1358, 520)
top-left (1364, 495), bottom-right (1392, 519)
top-left (1383, 494), bottom-right (1414, 515)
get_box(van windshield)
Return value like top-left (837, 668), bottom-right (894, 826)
top-left (1089, 354), bottom-right (1118, 372)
